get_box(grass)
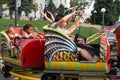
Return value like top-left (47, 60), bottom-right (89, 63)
top-left (0, 19), bottom-right (49, 31)
top-left (0, 19), bottom-right (98, 38)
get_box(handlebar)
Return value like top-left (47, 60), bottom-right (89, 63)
top-left (74, 27), bottom-right (87, 44)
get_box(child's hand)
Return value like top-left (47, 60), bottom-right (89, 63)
top-left (41, 11), bottom-right (47, 16)
top-left (47, 10), bottom-right (52, 15)
top-left (80, 11), bottom-right (85, 17)
top-left (72, 6), bottom-right (78, 16)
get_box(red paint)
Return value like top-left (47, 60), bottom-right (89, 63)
top-left (20, 39), bottom-right (45, 68)
top-left (101, 36), bottom-right (111, 72)
top-left (15, 28), bottom-right (23, 35)
top-left (114, 26), bottom-right (120, 56)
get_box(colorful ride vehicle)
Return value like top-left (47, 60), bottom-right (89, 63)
top-left (1, 28), bottom-right (45, 77)
top-left (41, 25), bottom-right (112, 80)
top-left (1, 25), bottom-right (118, 80)
top-left (43, 25), bottom-right (110, 72)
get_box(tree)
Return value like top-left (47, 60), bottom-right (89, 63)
top-left (0, 0), bottom-right (14, 19)
top-left (0, 0), bottom-right (33, 19)
top-left (56, 4), bottom-right (66, 16)
top-left (32, 3), bottom-right (38, 18)
top-left (90, 0), bottom-right (114, 26)
top-left (0, 0), bottom-right (9, 4)
top-left (112, 0), bottom-right (119, 22)
top-left (18, 0), bottom-right (33, 16)
top-left (45, 0), bottom-right (56, 15)
top-left (115, 0), bottom-right (120, 15)
top-left (70, 0), bottom-right (92, 10)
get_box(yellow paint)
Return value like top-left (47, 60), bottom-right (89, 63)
top-left (80, 63), bottom-right (87, 71)
top-left (75, 58), bottom-right (78, 61)
top-left (45, 62), bottom-right (48, 69)
top-left (95, 62), bottom-right (102, 71)
top-left (60, 52), bottom-right (64, 58)
top-left (54, 55), bottom-right (59, 61)
top-left (67, 62), bottom-right (73, 70)
top-left (64, 51), bottom-right (67, 55)
top-left (54, 62), bottom-right (60, 69)
top-left (10, 71), bottom-right (40, 80)
top-left (64, 54), bottom-right (68, 61)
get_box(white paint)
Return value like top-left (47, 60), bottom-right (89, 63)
top-left (118, 15), bottom-right (120, 22)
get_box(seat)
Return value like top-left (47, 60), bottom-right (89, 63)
top-left (43, 25), bottom-right (111, 72)
top-left (1, 28), bottom-right (46, 68)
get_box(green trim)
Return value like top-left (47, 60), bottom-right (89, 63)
top-left (0, 31), bottom-right (11, 42)
top-left (87, 63), bottom-right (95, 71)
top-left (86, 33), bottom-right (105, 44)
top-left (59, 62), bottom-right (67, 70)
top-left (43, 25), bottom-right (71, 40)
top-left (48, 62), bottom-right (54, 69)
top-left (3, 57), bottom-right (21, 67)
top-left (102, 63), bottom-right (107, 71)
top-left (73, 62), bottom-right (80, 70)
top-left (47, 62), bottom-right (107, 72)
top-left (0, 31), bottom-right (15, 57)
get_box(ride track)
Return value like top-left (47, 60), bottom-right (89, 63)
top-left (9, 70), bottom-right (42, 80)
top-left (9, 70), bottom-right (111, 80)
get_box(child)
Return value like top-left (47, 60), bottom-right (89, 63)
top-left (22, 24), bottom-right (33, 38)
top-left (7, 24), bottom-right (21, 59)
top-left (22, 24), bottom-right (44, 39)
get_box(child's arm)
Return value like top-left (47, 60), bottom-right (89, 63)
top-left (47, 10), bottom-right (55, 22)
top-left (56, 6), bottom-right (78, 28)
top-left (41, 11), bottom-right (54, 23)
top-left (67, 11), bottom-right (84, 34)
top-left (8, 33), bottom-right (15, 39)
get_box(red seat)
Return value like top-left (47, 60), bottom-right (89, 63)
top-left (5, 28), bottom-right (23, 36)
top-left (15, 28), bottom-right (23, 35)
top-left (20, 39), bottom-right (46, 68)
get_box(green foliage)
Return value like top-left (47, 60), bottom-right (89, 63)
top-left (114, 0), bottom-right (120, 15)
top-left (0, 0), bottom-right (33, 18)
top-left (90, 0), bottom-right (115, 26)
top-left (56, 4), bottom-right (67, 16)
top-left (112, 0), bottom-right (119, 22)
top-left (70, 0), bottom-right (91, 10)
top-left (31, 3), bottom-right (38, 18)
top-left (45, 0), bottom-right (57, 15)
top-left (32, 3), bottom-right (38, 12)
top-left (18, 0), bottom-right (33, 16)
top-left (0, 0), bottom-right (10, 4)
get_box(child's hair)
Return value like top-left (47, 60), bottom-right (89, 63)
top-left (23, 24), bottom-right (32, 31)
top-left (55, 14), bottom-right (64, 22)
top-left (8, 24), bottom-right (15, 28)
top-left (7, 24), bottom-right (15, 31)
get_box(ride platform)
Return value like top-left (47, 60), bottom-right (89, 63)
top-left (9, 70), bottom-right (43, 80)
top-left (9, 70), bottom-right (115, 80)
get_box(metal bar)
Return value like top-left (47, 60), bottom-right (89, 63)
top-left (43, 70), bottom-right (106, 75)
top-left (15, 0), bottom-right (18, 27)
top-left (102, 12), bottom-right (105, 30)
top-left (9, 71), bottom-right (40, 80)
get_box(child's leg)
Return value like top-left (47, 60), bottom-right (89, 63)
top-left (13, 48), bottom-right (19, 59)
top-left (79, 48), bottom-right (93, 61)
